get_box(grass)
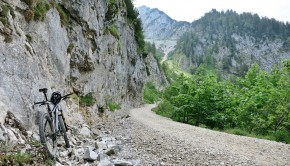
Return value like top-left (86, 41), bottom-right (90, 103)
top-left (104, 24), bottom-right (120, 40)
top-left (54, 3), bottom-right (70, 26)
top-left (224, 128), bottom-right (290, 144)
top-left (0, 153), bottom-right (32, 165)
top-left (33, 1), bottom-right (50, 21)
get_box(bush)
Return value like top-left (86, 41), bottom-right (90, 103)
top-left (26, 34), bottom-right (33, 42)
top-left (33, 1), bottom-right (50, 21)
top-left (106, 100), bottom-right (121, 112)
top-left (153, 100), bottom-right (175, 118)
top-left (124, 0), bottom-right (145, 52)
top-left (271, 130), bottom-right (290, 143)
top-left (80, 94), bottom-right (95, 107)
top-left (144, 82), bottom-right (160, 104)
top-left (105, 24), bottom-right (120, 40)
top-left (106, 0), bottom-right (118, 20)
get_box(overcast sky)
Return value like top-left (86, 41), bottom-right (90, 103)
top-left (133, 0), bottom-right (290, 23)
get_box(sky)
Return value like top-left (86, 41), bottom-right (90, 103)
top-left (133, 0), bottom-right (290, 23)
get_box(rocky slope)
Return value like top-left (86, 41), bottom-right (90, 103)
top-left (0, 0), bottom-right (165, 130)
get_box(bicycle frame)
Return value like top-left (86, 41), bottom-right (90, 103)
top-left (50, 104), bottom-right (60, 137)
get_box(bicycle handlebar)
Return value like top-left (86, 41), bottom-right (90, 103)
top-left (34, 93), bottom-right (73, 106)
top-left (34, 101), bottom-right (50, 106)
top-left (62, 93), bottom-right (73, 99)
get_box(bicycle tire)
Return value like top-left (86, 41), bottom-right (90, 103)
top-left (58, 116), bottom-right (70, 148)
top-left (39, 112), bottom-right (56, 157)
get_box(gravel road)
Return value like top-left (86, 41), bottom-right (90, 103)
top-left (110, 104), bottom-right (290, 165)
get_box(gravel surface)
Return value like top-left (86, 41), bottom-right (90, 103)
top-left (108, 104), bottom-right (290, 166)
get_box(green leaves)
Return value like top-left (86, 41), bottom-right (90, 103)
top-left (157, 62), bottom-right (290, 143)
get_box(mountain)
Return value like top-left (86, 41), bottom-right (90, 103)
top-left (138, 7), bottom-right (290, 76)
top-left (138, 5), bottom-right (192, 40)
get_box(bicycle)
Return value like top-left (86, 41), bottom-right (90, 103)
top-left (34, 88), bottom-right (72, 157)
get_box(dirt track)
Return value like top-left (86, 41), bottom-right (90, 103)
top-left (111, 104), bottom-right (290, 165)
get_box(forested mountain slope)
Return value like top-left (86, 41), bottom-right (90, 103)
top-left (138, 7), bottom-right (290, 77)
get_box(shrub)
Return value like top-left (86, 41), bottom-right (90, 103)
top-left (153, 100), bottom-right (175, 118)
top-left (106, 0), bottom-right (118, 20)
top-left (144, 82), bottom-right (160, 104)
top-left (124, 0), bottom-right (145, 52)
top-left (106, 100), bottom-right (121, 112)
top-left (0, 17), bottom-right (8, 26)
top-left (67, 43), bottom-right (74, 54)
top-left (33, 1), bottom-right (50, 21)
top-left (271, 130), bottom-right (290, 144)
top-left (80, 94), bottom-right (95, 107)
top-left (104, 24), bottom-right (120, 40)
top-left (26, 34), bottom-right (33, 42)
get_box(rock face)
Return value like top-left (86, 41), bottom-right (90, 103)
top-left (0, 0), bottom-right (165, 129)
top-left (138, 5), bottom-right (192, 40)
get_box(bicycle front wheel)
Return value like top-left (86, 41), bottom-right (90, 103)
top-left (39, 112), bottom-right (56, 157)
top-left (58, 116), bottom-right (70, 148)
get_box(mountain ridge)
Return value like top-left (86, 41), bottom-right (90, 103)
top-left (138, 6), bottom-right (290, 76)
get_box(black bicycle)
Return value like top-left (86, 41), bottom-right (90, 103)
top-left (34, 88), bottom-right (72, 157)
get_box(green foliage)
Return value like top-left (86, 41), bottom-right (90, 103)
top-left (144, 82), bottom-right (160, 104)
top-left (153, 100), bottom-right (175, 118)
top-left (106, 0), bottom-right (119, 20)
top-left (158, 61), bottom-right (290, 143)
top-left (124, 0), bottom-right (145, 52)
top-left (67, 43), bottom-right (74, 54)
top-left (54, 3), bottom-right (70, 26)
top-left (106, 100), bottom-right (121, 112)
top-left (104, 24), bottom-right (120, 40)
top-left (196, 9), bottom-right (290, 40)
top-left (26, 34), bottom-right (33, 42)
top-left (0, 153), bottom-right (32, 165)
top-left (172, 9), bottom-right (290, 77)
top-left (33, 1), bottom-right (50, 21)
top-left (80, 94), bottom-right (95, 107)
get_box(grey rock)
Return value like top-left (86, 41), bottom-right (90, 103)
top-left (84, 147), bottom-right (98, 161)
top-left (6, 128), bottom-right (18, 144)
top-left (80, 126), bottom-right (91, 136)
top-left (98, 157), bottom-right (113, 166)
top-left (96, 141), bottom-right (107, 150)
top-left (97, 153), bottom-right (109, 161)
top-left (112, 160), bottom-right (133, 166)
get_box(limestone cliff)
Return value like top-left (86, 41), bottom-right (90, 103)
top-left (0, 0), bottom-right (164, 129)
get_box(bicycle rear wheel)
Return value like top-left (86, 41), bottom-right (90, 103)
top-left (39, 112), bottom-right (56, 157)
top-left (58, 116), bottom-right (70, 148)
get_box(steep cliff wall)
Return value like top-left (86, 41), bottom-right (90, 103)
top-left (0, 0), bottom-right (163, 129)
